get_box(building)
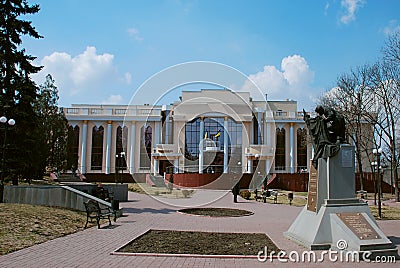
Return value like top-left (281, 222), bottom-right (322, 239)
top-left (63, 89), bottom-right (312, 188)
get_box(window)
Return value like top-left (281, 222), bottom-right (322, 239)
top-left (184, 117), bottom-right (242, 173)
top-left (275, 128), bottom-right (286, 170)
top-left (297, 128), bottom-right (307, 171)
top-left (66, 125), bottom-right (79, 170)
top-left (140, 125), bottom-right (152, 168)
top-left (91, 125), bottom-right (104, 170)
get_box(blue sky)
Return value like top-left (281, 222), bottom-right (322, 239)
top-left (23, 0), bottom-right (400, 110)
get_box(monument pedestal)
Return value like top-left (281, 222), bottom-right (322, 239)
top-left (284, 145), bottom-right (398, 260)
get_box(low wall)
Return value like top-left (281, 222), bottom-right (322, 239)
top-left (63, 183), bottom-right (128, 201)
top-left (3, 185), bottom-right (112, 212)
top-left (83, 173), bottom-right (135, 183)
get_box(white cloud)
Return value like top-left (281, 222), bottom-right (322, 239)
top-left (102, 94), bottom-right (124, 105)
top-left (340, 0), bottom-right (364, 24)
top-left (282, 55), bottom-right (314, 86)
top-left (324, 2), bottom-right (330, 16)
top-left (124, 72), bottom-right (132, 84)
top-left (34, 46), bottom-right (131, 106)
top-left (383, 20), bottom-right (400, 37)
top-left (242, 55), bottom-right (314, 101)
top-left (127, 28), bottom-right (144, 41)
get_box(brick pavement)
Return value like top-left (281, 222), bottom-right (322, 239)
top-left (0, 190), bottom-right (398, 267)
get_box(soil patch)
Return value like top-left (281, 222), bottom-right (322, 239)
top-left (178, 207), bottom-right (253, 217)
top-left (117, 229), bottom-right (279, 256)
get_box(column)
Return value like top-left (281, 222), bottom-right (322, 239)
top-left (105, 121), bottom-right (112, 174)
top-left (199, 117), bottom-right (204, 174)
top-left (247, 159), bottom-right (253, 174)
top-left (265, 122), bottom-right (271, 174)
top-left (223, 116), bottom-right (229, 173)
top-left (129, 122), bottom-right (136, 174)
top-left (265, 122), bottom-right (271, 147)
top-left (153, 158), bottom-right (159, 176)
top-left (290, 123), bottom-right (295, 174)
top-left (154, 121), bottom-right (161, 146)
top-left (174, 159), bottom-right (179, 174)
top-left (265, 158), bottom-right (271, 174)
top-left (257, 112), bottom-right (263, 144)
top-left (80, 120), bottom-right (88, 174)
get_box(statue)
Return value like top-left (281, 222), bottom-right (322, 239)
top-left (303, 106), bottom-right (346, 168)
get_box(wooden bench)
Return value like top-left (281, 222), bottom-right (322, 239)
top-left (262, 190), bottom-right (278, 204)
top-left (83, 199), bottom-right (115, 229)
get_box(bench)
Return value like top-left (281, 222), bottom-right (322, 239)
top-left (253, 189), bottom-right (264, 201)
top-left (92, 186), bottom-right (113, 202)
top-left (262, 190), bottom-right (278, 204)
top-left (356, 190), bottom-right (367, 199)
top-left (83, 199), bottom-right (115, 229)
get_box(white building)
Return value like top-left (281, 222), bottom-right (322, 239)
top-left (64, 89), bottom-right (311, 186)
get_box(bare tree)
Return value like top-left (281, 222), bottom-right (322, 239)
top-left (318, 65), bottom-right (375, 191)
top-left (383, 31), bottom-right (400, 64)
top-left (365, 61), bottom-right (400, 201)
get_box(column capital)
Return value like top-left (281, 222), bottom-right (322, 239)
top-left (289, 122), bottom-right (295, 127)
top-left (83, 120), bottom-right (88, 124)
top-left (224, 116), bottom-right (229, 121)
top-left (200, 116), bottom-right (205, 120)
top-left (107, 120), bottom-right (112, 124)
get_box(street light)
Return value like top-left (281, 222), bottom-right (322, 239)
top-left (1, 116), bottom-right (16, 203)
top-left (371, 161), bottom-right (377, 206)
top-left (373, 148), bottom-right (383, 219)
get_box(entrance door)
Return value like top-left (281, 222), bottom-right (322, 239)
top-left (160, 160), bottom-right (174, 175)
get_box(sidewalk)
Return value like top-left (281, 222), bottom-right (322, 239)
top-left (0, 190), bottom-right (398, 267)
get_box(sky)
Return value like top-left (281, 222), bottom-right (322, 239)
top-left (22, 0), bottom-right (400, 110)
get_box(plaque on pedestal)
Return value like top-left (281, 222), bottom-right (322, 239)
top-left (306, 163), bottom-right (318, 212)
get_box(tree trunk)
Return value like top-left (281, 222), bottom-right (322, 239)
top-left (394, 159), bottom-right (399, 201)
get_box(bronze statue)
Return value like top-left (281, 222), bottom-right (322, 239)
top-left (303, 106), bottom-right (346, 168)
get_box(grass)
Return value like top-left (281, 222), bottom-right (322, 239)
top-left (249, 190), bottom-right (307, 207)
top-left (0, 203), bottom-right (98, 255)
top-left (127, 183), bottom-right (195, 198)
top-left (369, 205), bottom-right (400, 220)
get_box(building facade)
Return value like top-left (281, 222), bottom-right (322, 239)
top-left (64, 89), bottom-right (312, 183)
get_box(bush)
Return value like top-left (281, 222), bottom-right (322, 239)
top-left (239, 190), bottom-right (251, 200)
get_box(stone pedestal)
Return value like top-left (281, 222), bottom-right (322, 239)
top-left (284, 145), bottom-right (398, 260)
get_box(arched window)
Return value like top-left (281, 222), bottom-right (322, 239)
top-left (275, 128), bottom-right (286, 170)
top-left (67, 125), bottom-right (79, 171)
top-left (140, 125), bottom-right (152, 169)
top-left (116, 126), bottom-right (127, 169)
top-left (297, 128), bottom-right (308, 171)
top-left (91, 125), bottom-right (104, 170)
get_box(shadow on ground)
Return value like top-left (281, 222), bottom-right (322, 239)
top-left (123, 207), bottom-right (176, 214)
top-left (388, 236), bottom-right (400, 245)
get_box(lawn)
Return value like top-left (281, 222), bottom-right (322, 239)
top-left (0, 203), bottom-right (96, 255)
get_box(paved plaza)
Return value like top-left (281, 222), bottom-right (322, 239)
top-left (0, 191), bottom-right (399, 267)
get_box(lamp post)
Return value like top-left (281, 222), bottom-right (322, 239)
top-left (371, 161), bottom-right (377, 206)
top-left (1, 116), bottom-right (16, 203)
top-left (373, 148), bottom-right (383, 219)
top-left (232, 161), bottom-right (241, 203)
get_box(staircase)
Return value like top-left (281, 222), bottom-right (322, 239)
top-left (146, 174), bottom-right (167, 187)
